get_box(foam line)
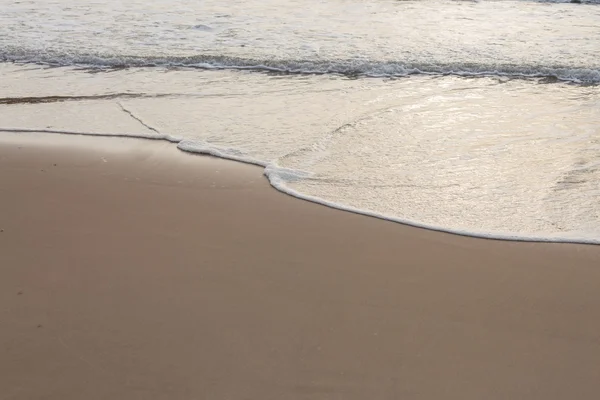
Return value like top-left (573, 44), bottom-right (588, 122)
top-left (177, 140), bottom-right (267, 167)
top-left (0, 127), bottom-right (183, 142)
top-left (117, 102), bottom-right (161, 134)
top-left (3, 52), bottom-right (599, 84)
top-left (2, 127), bottom-right (598, 245)
top-left (0, 127), bottom-right (266, 166)
top-left (264, 165), bottom-right (600, 245)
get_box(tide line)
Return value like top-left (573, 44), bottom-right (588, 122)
top-left (2, 127), bottom-right (598, 245)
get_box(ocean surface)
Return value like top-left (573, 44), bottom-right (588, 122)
top-left (1, 0), bottom-right (599, 243)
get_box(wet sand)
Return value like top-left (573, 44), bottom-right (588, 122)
top-left (1, 132), bottom-right (600, 400)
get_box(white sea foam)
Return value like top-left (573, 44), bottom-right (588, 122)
top-left (2, 51), bottom-right (600, 84)
top-left (177, 140), bottom-right (267, 167)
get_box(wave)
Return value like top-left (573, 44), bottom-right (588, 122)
top-left (2, 49), bottom-right (599, 84)
top-left (2, 127), bottom-right (598, 245)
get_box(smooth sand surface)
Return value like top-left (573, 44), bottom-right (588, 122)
top-left (1, 133), bottom-right (600, 400)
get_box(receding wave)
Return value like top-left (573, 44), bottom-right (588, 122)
top-left (2, 127), bottom-right (598, 245)
top-left (2, 49), bottom-right (599, 84)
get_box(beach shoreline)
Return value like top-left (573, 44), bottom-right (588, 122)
top-left (1, 132), bottom-right (600, 399)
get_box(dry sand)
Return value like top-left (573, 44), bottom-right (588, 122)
top-left (1, 133), bottom-right (600, 400)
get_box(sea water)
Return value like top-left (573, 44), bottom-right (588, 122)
top-left (1, 0), bottom-right (599, 242)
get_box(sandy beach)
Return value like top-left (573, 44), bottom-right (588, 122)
top-left (1, 132), bottom-right (600, 400)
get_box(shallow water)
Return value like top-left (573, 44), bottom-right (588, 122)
top-left (2, 0), bottom-right (600, 82)
top-left (1, 0), bottom-right (599, 242)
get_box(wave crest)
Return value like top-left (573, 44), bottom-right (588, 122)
top-left (2, 48), bottom-right (599, 84)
